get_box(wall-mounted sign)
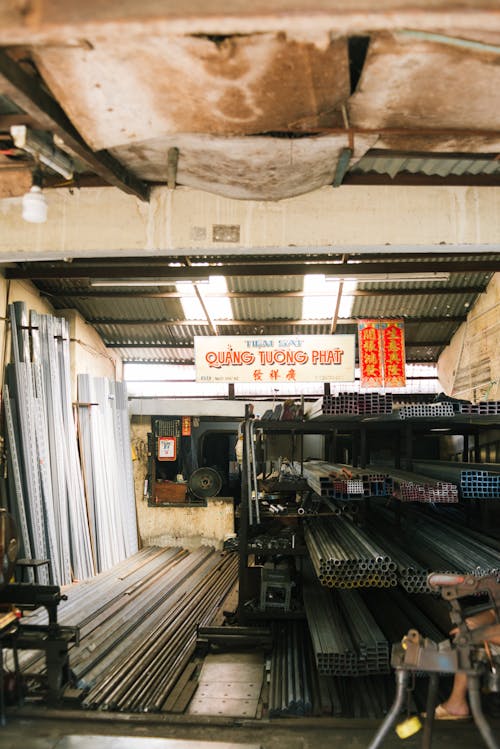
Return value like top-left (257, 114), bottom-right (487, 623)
top-left (158, 436), bottom-right (177, 461)
top-left (181, 416), bottom-right (192, 436)
top-left (358, 319), bottom-right (406, 388)
top-left (194, 335), bottom-right (355, 383)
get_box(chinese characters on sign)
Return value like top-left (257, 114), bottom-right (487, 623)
top-left (194, 335), bottom-right (356, 383)
top-left (358, 319), bottom-right (406, 388)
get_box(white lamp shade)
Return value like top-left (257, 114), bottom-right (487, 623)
top-left (22, 185), bottom-right (48, 223)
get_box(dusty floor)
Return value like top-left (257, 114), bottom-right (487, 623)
top-left (0, 711), bottom-right (498, 749)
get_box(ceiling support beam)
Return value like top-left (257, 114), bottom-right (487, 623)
top-left (104, 340), bottom-right (446, 349)
top-left (39, 285), bottom-right (486, 300)
top-left (0, 50), bottom-right (150, 202)
top-left (7, 259), bottom-right (500, 279)
top-left (88, 315), bottom-right (466, 326)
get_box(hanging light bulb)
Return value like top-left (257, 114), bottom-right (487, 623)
top-left (22, 169), bottom-right (47, 224)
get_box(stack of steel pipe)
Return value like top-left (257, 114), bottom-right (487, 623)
top-left (459, 401), bottom-right (500, 415)
top-left (460, 470), bottom-right (500, 499)
top-left (303, 574), bottom-right (389, 676)
top-left (371, 503), bottom-right (500, 581)
top-left (299, 461), bottom-right (391, 500)
top-left (304, 516), bottom-right (397, 588)
top-left (366, 464), bottom-right (458, 504)
top-left (268, 622), bottom-right (313, 716)
top-left (304, 516), bottom-right (397, 589)
top-left (307, 392), bottom-right (393, 417)
top-left (366, 525), bottom-right (431, 594)
top-left (398, 402), bottom-right (455, 419)
top-left (413, 459), bottom-right (500, 486)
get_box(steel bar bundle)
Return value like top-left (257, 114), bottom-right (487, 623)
top-left (77, 374), bottom-right (138, 572)
top-left (307, 392), bottom-right (393, 418)
top-left (398, 402), bottom-right (455, 419)
top-left (364, 464), bottom-right (458, 504)
top-left (12, 547), bottom-right (237, 713)
top-left (5, 303), bottom-right (94, 583)
top-left (82, 552), bottom-right (237, 711)
top-left (371, 503), bottom-right (500, 582)
top-left (269, 622), bottom-right (313, 716)
top-left (461, 470), bottom-right (500, 499)
top-left (303, 573), bottom-right (389, 676)
top-left (304, 516), bottom-right (397, 589)
top-left (459, 401), bottom-right (500, 415)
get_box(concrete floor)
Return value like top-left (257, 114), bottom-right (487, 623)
top-left (0, 711), bottom-right (497, 749)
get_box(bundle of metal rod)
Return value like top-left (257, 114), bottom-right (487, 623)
top-left (82, 551), bottom-right (237, 712)
top-left (303, 573), bottom-right (389, 676)
top-left (5, 303), bottom-right (94, 584)
top-left (459, 401), bottom-right (500, 415)
top-left (398, 402), bottom-right (455, 419)
top-left (370, 503), bottom-right (500, 582)
top-left (268, 621), bottom-right (313, 716)
top-left (307, 392), bottom-right (393, 417)
top-left (461, 470), bottom-right (500, 499)
top-left (304, 516), bottom-right (397, 589)
top-left (13, 547), bottom-right (237, 712)
top-left (7, 547), bottom-right (190, 674)
top-left (77, 375), bottom-right (138, 572)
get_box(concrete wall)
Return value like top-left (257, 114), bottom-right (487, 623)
top-left (130, 416), bottom-right (234, 549)
top-left (0, 184), bottom-right (499, 260)
top-left (437, 272), bottom-right (500, 401)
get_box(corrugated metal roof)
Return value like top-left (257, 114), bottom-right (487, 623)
top-left (113, 346), bottom-right (195, 363)
top-left (351, 152), bottom-right (500, 179)
top-left (351, 293), bottom-right (473, 318)
top-left (54, 296), bottom-right (185, 321)
top-left (27, 257), bottom-right (495, 364)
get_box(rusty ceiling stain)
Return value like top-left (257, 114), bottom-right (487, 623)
top-left (34, 34), bottom-right (349, 150)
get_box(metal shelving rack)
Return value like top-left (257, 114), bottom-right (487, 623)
top-left (237, 410), bottom-right (500, 621)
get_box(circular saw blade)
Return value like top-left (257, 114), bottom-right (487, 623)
top-left (189, 467), bottom-right (223, 499)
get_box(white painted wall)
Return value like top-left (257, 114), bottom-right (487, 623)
top-left (0, 184), bottom-right (499, 260)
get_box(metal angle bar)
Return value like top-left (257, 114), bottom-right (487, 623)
top-left (40, 285), bottom-right (487, 300)
top-left (0, 50), bottom-right (150, 201)
top-left (6, 259), bottom-right (500, 279)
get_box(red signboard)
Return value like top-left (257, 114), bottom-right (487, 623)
top-left (358, 319), bottom-right (383, 388)
top-left (381, 320), bottom-right (406, 387)
top-left (358, 319), bottom-right (406, 388)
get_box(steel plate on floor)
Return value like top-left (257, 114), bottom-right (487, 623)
top-left (188, 652), bottom-right (264, 718)
top-left (55, 737), bottom-right (261, 749)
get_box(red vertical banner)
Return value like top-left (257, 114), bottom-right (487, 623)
top-left (358, 320), bottom-right (383, 388)
top-left (381, 319), bottom-right (406, 387)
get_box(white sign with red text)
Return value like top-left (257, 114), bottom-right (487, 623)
top-left (194, 335), bottom-right (355, 383)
